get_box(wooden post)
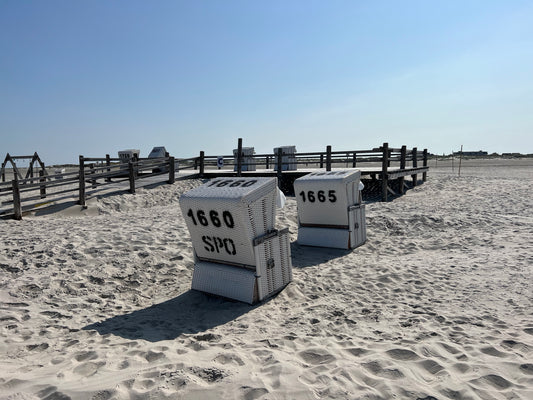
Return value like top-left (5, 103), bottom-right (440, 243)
top-left (90, 163), bottom-right (96, 188)
top-left (326, 145), bottom-right (332, 171)
top-left (266, 155), bottom-right (270, 169)
top-left (276, 147), bottom-right (283, 188)
top-left (422, 148), bottom-right (428, 181)
top-left (319, 154), bottom-right (324, 168)
top-left (128, 160), bottom-right (136, 194)
top-left (12, 179), bottom-right (22, 220)
top-left (399, 145), bottom-right (407, 194)
top-left (78, 155), bottom-right (86, 206)
top-left (458, 145), bottom-right (463, 177)
top-left (168, 156), bottom-right (175, 184)
top-left (411, 147), bottom-right (418, 187)
top-left (132, 153), bottom-right (139, 178)
top-left (199, 151), bottom-right (205, 177)
top-left (105, 154), bottom-right (111, 182)
top-left (381, 142), bottom-right (389, 202)
top-left (352, 152), bottom-right (357, 168)
top-left (237, 138), bottom-right (243, 177)
top-left (39, 170), bottom-right (46, 199)
top-left (1, 161), bottom-right (5, 182)
top-left (32, 152), bottom-right (39, 179)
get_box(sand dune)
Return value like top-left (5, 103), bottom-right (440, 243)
top-left (1, 159), bottom-right (532, 399)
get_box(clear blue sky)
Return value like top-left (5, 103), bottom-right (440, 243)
top-left (1, 0), bottom-right (532, 164)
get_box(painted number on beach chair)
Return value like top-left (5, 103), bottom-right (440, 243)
top-left (208, 179), bottom-right (257, 188)
top-left (187, 209), bottom-right (234, 229)
top-left (299, 190), bottom-right (337, 203)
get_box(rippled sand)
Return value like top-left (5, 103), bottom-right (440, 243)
top-left (1, 159), bottom-right (532, 399)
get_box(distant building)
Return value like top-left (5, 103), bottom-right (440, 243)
top-left (452, 150), bottom-right (488, 156)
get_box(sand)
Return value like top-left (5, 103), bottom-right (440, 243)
top-left (1, 158), bottom-right (532, 399)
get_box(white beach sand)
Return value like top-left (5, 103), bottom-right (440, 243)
top-left (1, 159), bottom-right (532, 399)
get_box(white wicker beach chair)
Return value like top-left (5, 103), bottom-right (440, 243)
top-left (180, 177), bottom-right (292, 304)
top-left (294, 169), bottom-right (366, 249)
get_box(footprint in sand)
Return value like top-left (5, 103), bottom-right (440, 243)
top-left (41, 310), bottom-right (71, 320)
top-left (90, 389), bottom-right (115, 400)
top-left (214, 353), bottom-right (245, 366)
top-left (37, 386), bottom-right (70, 399)
top-left (73, 361), bottom-right (106, 377)
top-left (143, 350), bottom-right (167, 362)
top-left (386, 348), bottom-right (420, 361)
top-left (452, 363), bottom-right (470, 373)
top-left (188, 366), bottom-right (226, 383)
top-left (479, 346), bottom-right (509, 357)
top-left (74, 350), bottom-right (98, 362)
top-left (26, 343), bottom-right (49, 351)
top-left (519, 364), bottom-right (533, 375)
top-left (471, 374), bottom-right (513, 390)
top-left (418, 359), bottom-right (445, 375)
top-left (345, 347), bottom-right (369, 357)
top-left (16, 284), bottom-right (43, 299)
top-left (298, 349), bottom-right (335, 365)
top-left (362, 361), bottom-right (404, 379)
top-left (240, 386), bottom-right (269, 400)
top-left (500, 339), bottom-right (531, 352)
top-left (133, 378), bottom-right (156, 390)
top-left (437, 342), bottom-right (460, 355)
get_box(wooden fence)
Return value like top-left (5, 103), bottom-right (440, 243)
top-left (0, 155), bottom-right (178, 220)
top-left (194, 140), bottom-right (428, 201)
top-left (1, 142), bottom-right (428, 220)
top-left (200, 141), bottom-right (428, 176)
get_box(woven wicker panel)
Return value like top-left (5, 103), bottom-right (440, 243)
top-left (191, 261), bottom-right (257, 304)
top-left (180, 178), bottom-right (277, 266)
top-left (253, 229), bottom-right (293, 301)
top-left (348, 204), bottom-right (367, 249)
top-left (278, 229), bottom-right (293, 284)
top-left (294, 169), bottom-right (361, 226)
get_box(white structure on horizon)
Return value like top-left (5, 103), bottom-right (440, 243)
top-left (273, 146), bottom-right (297, 171)
top-left (148, 146), bottom-right (168, 158)
top-left (294, 169), bottom-right (366, 250)
top-left (118, 149), bottom-right (140, 163)
top-left (233, 147), bottom-right (256, 171)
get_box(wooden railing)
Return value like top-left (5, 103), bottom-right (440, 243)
top-left (1, 142), bottom-right (428, 219)
top-left (0, 155), bottom-right (178, 220)
top-left (77, 155), bottom-right (178, 205)
top-left (188, 141), bottom-right (427, 177)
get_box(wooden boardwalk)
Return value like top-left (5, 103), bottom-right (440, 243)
top-left (198, 166), bottom-right (429, 198)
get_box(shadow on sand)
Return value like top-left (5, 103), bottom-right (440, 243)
top-left (83, 290), bottom-right (257, 342)
top-left (290, 241), bottom-right (351, 268)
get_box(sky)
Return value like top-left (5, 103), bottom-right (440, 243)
top-left (1, 0), bottom-right (532, 164)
